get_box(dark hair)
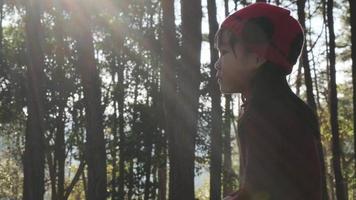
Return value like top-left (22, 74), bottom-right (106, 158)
top-left (249, 61), bottom-right (289, 99)
top-left (214, 17), bottom-right (273, 52)
top-left (214, 29), bottom-right (239, 54)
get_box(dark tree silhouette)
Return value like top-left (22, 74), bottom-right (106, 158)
top-left (327, 0), bottom-right (347, 199)
top-left (23, 0), bottom-right (46, 199)
top-left (172, 0), bottom-right (202, 199)
top-left (349, 0), bottom-right (356, 174)
top-left (161, 0), bottom-right (178, 200)
top-left (72, 1), bottom-right (107, 199)
top-left (207, 0), bottom-right (223, 200)
top-left (297, 1), bottom-right (329, 199)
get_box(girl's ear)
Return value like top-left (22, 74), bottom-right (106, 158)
top-left (249, 50), bottom-right (267, 70)
top-left (255, 56), bottom-right (267, 68)
top-left (252, 44), bottom-right (268, 69)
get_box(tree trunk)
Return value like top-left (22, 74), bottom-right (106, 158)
top-left (53, 1), bottom-right (67, 198)
top-left (127, 159), bottom-right (134, 200)
top-left (108, 13), bottom-right (127, 200)
top-left (81, 169), bottom-right (88, 199)
top-left (55, 108), bottom-right (66, 200)
top-left (349, 0), bottom-right (356, 178)
top-left (306, 0), bottom-right (322, 110)
top-left (224, 0), bottom-right (229, 16)
top-left (72, 2), bottom-right (107, 199)
top-left (110, 57), bottom-right (118, 200)
top-left (47, 148), bottom-right (57, 200)
top-left (116, 36), bottom-right (125, 200)
top-left (223, 95), bottom-right (234, 196)
top-left (0, 0), bottom-right (3, 68)
top-left (152, 154), bottom-right (159, 200)
top-left (207, 0), bottom-right (223, 199)
top-left (340, 153), bottom-right (349, 198)
top-left (160, 0), bottom-right (178, 199)
top-left (158, 146), bottom-right (167, 200)
top-left (127, 81), bottom-right (139, 200)
top-left (297, 0), bottom-right (317, 112)
top-left (297, 1), bottom-right (329, 199)
top-left (295, 62), bottom-right (302, 97)
top-left (172, 0), bottom-right (202, 199)
top-left (23, 0), bottom-right (45, 199)
top-left (312, 58), bottom-right (322, 110)
top-left (327, 0), bottom-right (347, 199)
top-left (103, 3), bottom-right (128, 199)
top-left (222, 1), bottom-right (234, 196)
top-left (117, 63), bottom-right (126, 198)
top-left (64, 161), bottom-right (86, 200)
top-left (327, 170), bottom-right (335, 200)
top-left (143, 106), bottom-right (154, 200)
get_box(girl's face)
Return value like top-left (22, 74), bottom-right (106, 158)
top-left (215, 31), bottom-right (265, 94)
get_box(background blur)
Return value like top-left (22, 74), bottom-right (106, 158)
top-left (0, 0), bottom-right (354, 199)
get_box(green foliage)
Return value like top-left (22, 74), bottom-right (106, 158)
top-left (0, 156), bottom-right (23, 200)
top-left (195, 177), bottom-right (210, 200)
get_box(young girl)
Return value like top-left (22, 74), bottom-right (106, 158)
top-left (215, 3), bottom-right (322, 200)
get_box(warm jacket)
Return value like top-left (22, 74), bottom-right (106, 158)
top-left (225, 65), bottom-right (322, 200)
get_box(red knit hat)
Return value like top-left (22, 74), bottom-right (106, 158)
top-left (220, 3), bottom-right (304, 74)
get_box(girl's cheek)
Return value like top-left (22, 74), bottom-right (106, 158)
top-left (221, 57), bottom-right (227, 68)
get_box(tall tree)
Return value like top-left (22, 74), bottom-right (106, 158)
top-left (127, 79), bottom-right (140, 200)
top-left (349, 0), bottom-right (356, 173)
top-left (160, 0), bottom-right (177, 200)
top-left (222, 94), bottom-right (234, 196)
top-left (295, 62), bottom-right (303, 97)
top-left (23, 0), bottom-right (46, 199)
top-left (207, 0), bottom-right (223, 199)
top-left (224, 0), bottom-right (229, 16)
top-left (115, 3), bottom-right (129, 200)
top-left (143, 106), bottom-right (154, 200)
top-left (297, 1), bottom-right (329, 200)
top-left (107, 36), bottom-right (126, 200)
top-left (297, 0), bottom-right (317, 112)
top-left (327, 0), bottom-right (347, 199)
top-left (52, 1), bottom-right (67, 199)
top-left (107, 46), bottom-right (123, 200)
top-left (72, 1), bottom-right (107, 199)
top-left (0, 0), bottom-right (3, 69)
top-left (116, 54), bottom-right (125, 200)
top-left (108, 55), bottom-right (118, 199)
top-left (221, 1), bottom-right (235, 197)
top-left (172, 0), bottom-right (202, 199)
